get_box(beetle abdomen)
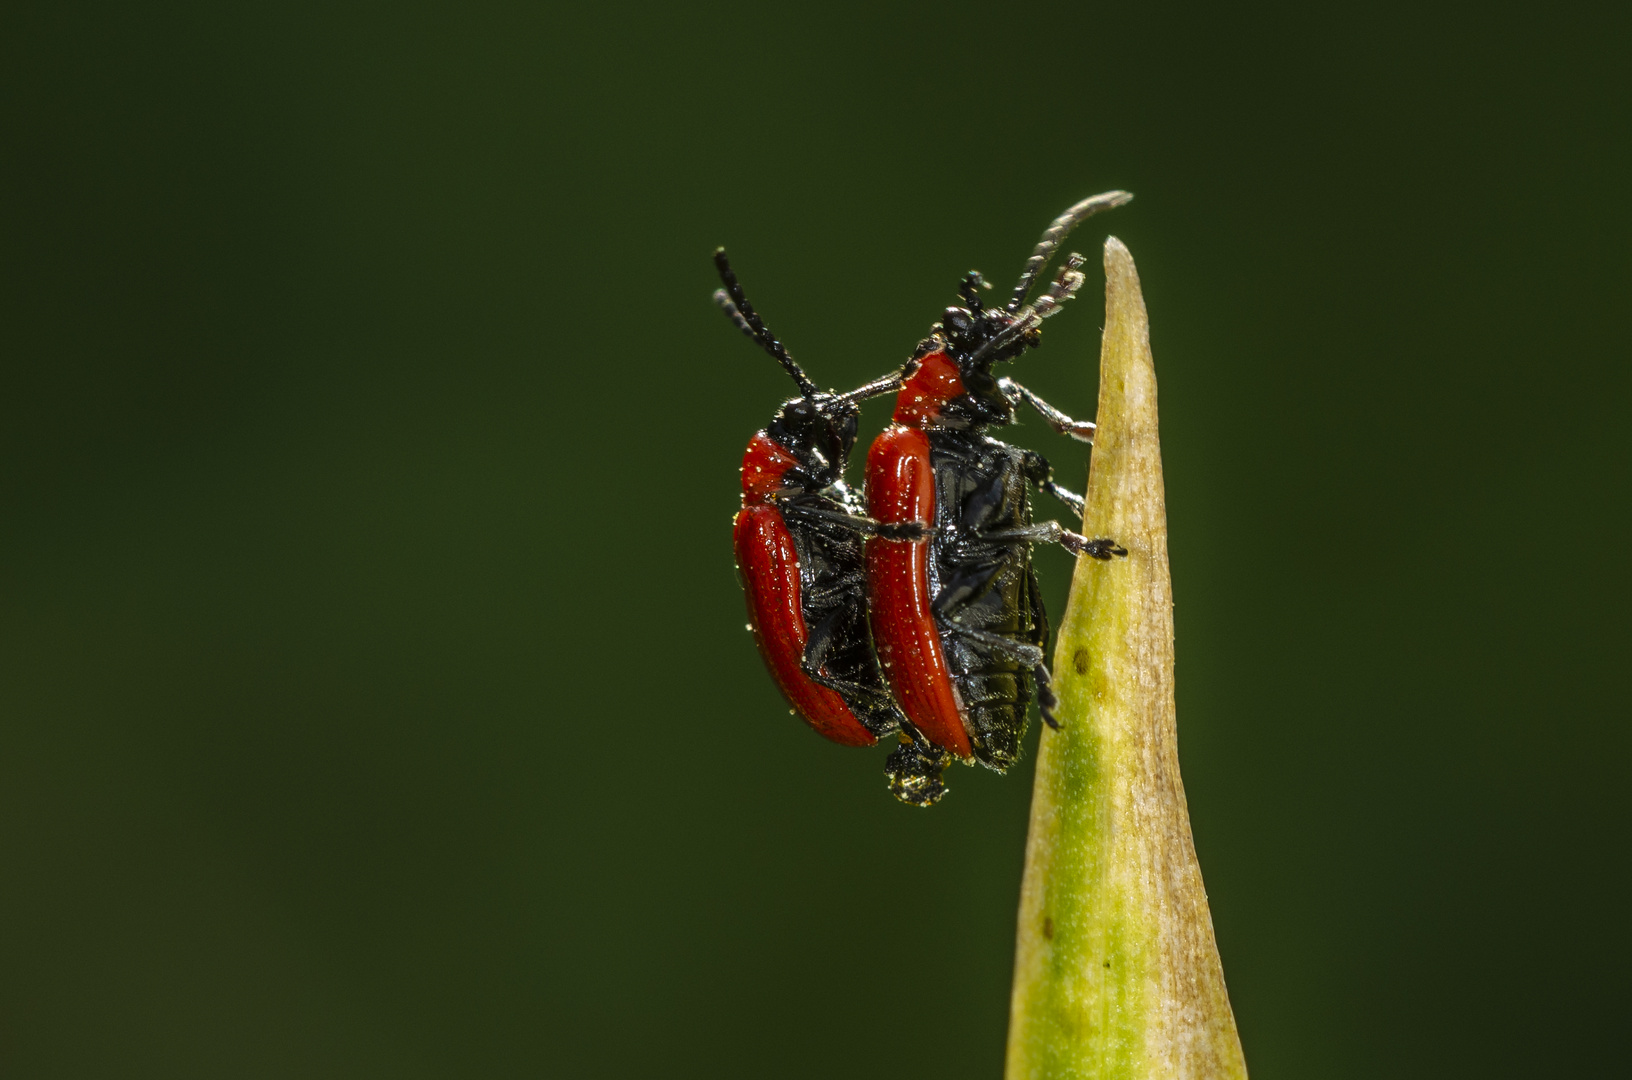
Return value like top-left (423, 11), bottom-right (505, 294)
top-left (927, 432), bottom-right (1042, 770)
top-left (734, 505), bottom-right (877, 747)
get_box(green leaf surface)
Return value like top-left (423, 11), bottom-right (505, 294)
top-left (1005, 238), bottom-right (1247, 1080)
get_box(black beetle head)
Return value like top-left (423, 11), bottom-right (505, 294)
top-left (920, 292), bottom-right (1043, 428)
top-left (766, 393), bottom-right (860, 490)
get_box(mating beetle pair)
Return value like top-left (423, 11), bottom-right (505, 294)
top-left (724, 193), bottom-right (1131, 806)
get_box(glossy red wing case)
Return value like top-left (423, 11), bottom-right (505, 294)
top-left (733, 505), bottom-right (877, 747)
top-left (864, 425), bottom-right (973, 760)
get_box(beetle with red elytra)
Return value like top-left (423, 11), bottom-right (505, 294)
top-left (717, 250), bottom-right (938, 770)
top-left (719, 192), bottom-right (1130, 805)
top-left (867, 192), bottom-right (1132, 801)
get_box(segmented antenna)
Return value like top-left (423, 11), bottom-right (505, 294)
top-left (1007, 190), bottom-right (1133, 312)
top-left (1029, 252), bottom-right (1088, 322)
top-left (968, 255), bottom-right (1091, 366)
top-left (957, 270), bottom-right (988, 314)
top-left (713, 248), bottom-right (818, 398)
top-left (713, 289), bottom-right (758, 341)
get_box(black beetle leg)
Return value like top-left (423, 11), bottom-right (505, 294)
top-left (1040, 480), bottom-right (1085, 518)
top-left (981, 521), bottom-right (1127, 561)
top-left (1016, 447), bottom-right (1087, 518)
top-left (939, 622), bottom-right (1046, 669)
top-left (778, 500), bottom-right (929, 541)
top-left (998, 377), bottom-right (1098, 443)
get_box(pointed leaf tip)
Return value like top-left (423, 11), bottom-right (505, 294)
top-left (1005, 237), bottom-right (1247, 1080)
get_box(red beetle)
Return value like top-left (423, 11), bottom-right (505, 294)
top-left (865, 193), bottom-right (1131, 794)
top-left (716, 251), bottom-right (931, 777)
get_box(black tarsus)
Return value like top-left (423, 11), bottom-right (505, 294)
top-left (1079, 538), bottom-right (1128, 560)
top-left (713, 248), bottom-right (819, 398)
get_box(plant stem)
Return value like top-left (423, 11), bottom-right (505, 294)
top-left (1005, 238), bottom-right (1247, 1080)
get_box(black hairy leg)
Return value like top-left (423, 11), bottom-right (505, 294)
top-left (998, 377), bottom-right (1098, 443)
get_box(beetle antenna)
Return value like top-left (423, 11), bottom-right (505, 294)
top-left (836, 360), bottom-right (917, 406)
top-left (969, 255), bottom-right (1090, 367)
top-left (713, 248), bottom-right (819, 398)
top-left (1006, 190), bottom-right (1132, 313)
top-left (957, 270), bottom-right (988, 314)
top-left (1029, 252), bottom-right (1088, 322)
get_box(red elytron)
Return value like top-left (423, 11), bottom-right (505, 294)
top-left (866, 357), bottom-right (974, 760)
top-left (866, 193), bottom-right (1132, 790)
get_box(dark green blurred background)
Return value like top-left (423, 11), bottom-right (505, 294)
top-left (3, 3), bottom-right (1628, 1076)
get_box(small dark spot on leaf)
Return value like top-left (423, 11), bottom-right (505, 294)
top-left (1073, 649), bottom-right (1089, 675)
top-left (1104, 961), bottom-right (1111, 968)
top-left (1042, 917), bottom-right (1053, 939)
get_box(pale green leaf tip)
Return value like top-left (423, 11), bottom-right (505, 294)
top-left (1005, 236), bottom-right (1248, 1080)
